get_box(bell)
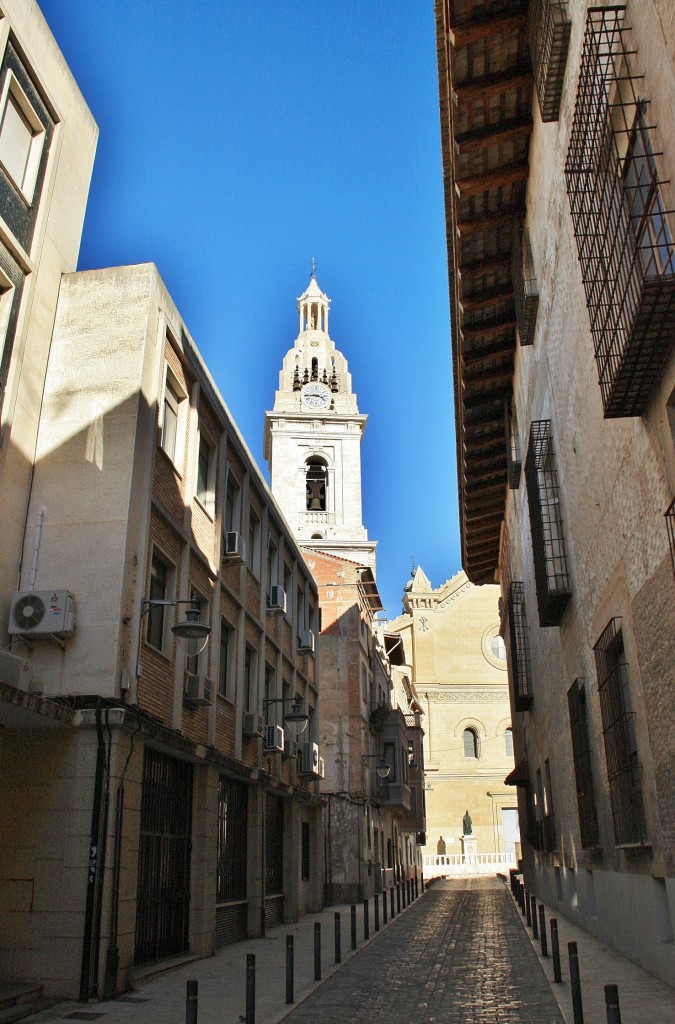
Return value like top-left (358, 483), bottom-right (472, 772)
top-left (309, 497), bottom-right (322, 510)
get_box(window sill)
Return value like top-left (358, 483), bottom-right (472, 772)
top-left (156, 442), bottom-right (184, 479)
top-left (141, 639), bottom-right (173, 664)
top-left (194, 495), bottom-right (215, 521)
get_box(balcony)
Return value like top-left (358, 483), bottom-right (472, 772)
top-left (525, 420), bottom-right (571, 626)
top-left (505, 399), bottom-right (521, 489)
top-left (565, 7), bottom-right (675, 418)
top-left (508, 582), bottom-right (533, 711)
top-left (512, 223), bottom-right (539, 346)
top-left (527, 0), bottom-right (571, 122)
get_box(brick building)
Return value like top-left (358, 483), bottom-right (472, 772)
top-left (435, 0), bottom-right (675, 984)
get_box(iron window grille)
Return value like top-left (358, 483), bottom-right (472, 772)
top-left (498, 521), bottom-right (512, 638)
top-left (594, 618), bottom-right (647, 846)
top-left (505, 398), bottom-right (522, 489)
top-left (508, 582), bottom-right (533, 711)
top-left (565, 6), bottom-right (675, 418)
top-left (525, 420), bottom-right (572, 625)
top-left (512, 223), bottom-right (539, 347)
top-left (217, 777), bottom-right (248, 902)
top-left (527, 0), bottom-right (572, 122)
top-left (666, 498), bottom-right (675, 579)
top-left (568, 678), bottom-right (600, 848)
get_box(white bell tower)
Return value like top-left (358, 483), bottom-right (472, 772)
top-left (264, 272), bottom-right (376, 569)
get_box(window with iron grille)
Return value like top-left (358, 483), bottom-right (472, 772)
top-left (217, 777), bottom-right (248, 902)
top-left (594, 619), bottom-right (647, 846)
top-left (512, 224), bottom-right (539, 346)
top-left (527, 0), bottom-right (571, 122)
top-left (505, 398), bottom-right (522, 489)
top-left (525, 420), bottom-right (571, 626)
top-left (301, 821), bottom-right (310, 880)
top-left (508, 582), bottom-right (533, 711)
top-left (266, 793), bottom-right (284, 895)
top-left (565, 7), bottom-right (675, 418)
top-left (567, 678), bottom-right (600, 848)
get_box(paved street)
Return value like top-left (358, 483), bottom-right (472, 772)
top-left (23, 876), bottom-right (675, 1024)
top-left (283, 878), bottom-right (563, 1024)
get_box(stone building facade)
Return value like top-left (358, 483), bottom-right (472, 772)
top-left (265, 277), bottom-right (425, 904)
top-left (436, 0), bottom-right (675, 984)
top-left (0, 7), bottom-right (323, 1000)
top-left (385, 569), bottom-right (517, 871)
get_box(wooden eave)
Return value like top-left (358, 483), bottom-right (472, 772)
top-left (435, 0), bottom-right (533, 585)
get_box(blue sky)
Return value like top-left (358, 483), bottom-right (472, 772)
top-left (38, 0), bottom-right (460, 620)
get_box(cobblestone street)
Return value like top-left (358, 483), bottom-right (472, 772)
top-left (283, 878), bottom-right (563, 1024)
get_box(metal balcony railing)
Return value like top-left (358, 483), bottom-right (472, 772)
top-left (527, 0), bottom-right (572, 122)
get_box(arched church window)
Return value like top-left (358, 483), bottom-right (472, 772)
top-left (311, 357), bottom-right (319, 381)
top-left (504, 728), bottom-right (513, 758)
top-left (463, 728), bottom-right (479, 759)
top-left (306, 459), bottom-right (327, 511)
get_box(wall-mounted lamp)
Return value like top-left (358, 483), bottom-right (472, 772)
top-left (362, 754), bottom-right (391, 779)
top-left (264, 697), bottom-right (310, 734)
top-left (141, 592), bottom-right (212, 657)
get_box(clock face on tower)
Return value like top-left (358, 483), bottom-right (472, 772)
top-left (301, 382), bottom-right (331, 409)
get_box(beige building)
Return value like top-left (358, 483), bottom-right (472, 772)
top-left (385, 569), bottom-right (517, 874)
top-left (436, 0), bottom-right (675, 985)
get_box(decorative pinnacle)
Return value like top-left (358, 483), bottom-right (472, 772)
top-left (310, 256), bottom-right (317, 279)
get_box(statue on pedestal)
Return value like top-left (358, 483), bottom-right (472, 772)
top-left (462, 810), bottom-right (473, 836)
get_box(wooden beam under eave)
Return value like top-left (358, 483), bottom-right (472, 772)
top-left (462, 315), bottom-right (517, 341)
top-left (453, 66), bottom-right (532, 104)
top-left (466, 518), bottom-right (505, 541)
top-left (457, 208), bottom-right (521, 237)
top-left (465, 479), bottom-right (507, 499)
top-left (463, 364), bottom-right (513, 389)
top-left (449, 12), bottom-right (527, 48)
top-left (460, 285), bottom-right (515, 311)
top-left (467, 535), bottom-right (502, 557)
top-left (457, 160), bottom-right (530, 197)
top-left (462, 337), bottom-right (515, 367)
top-left (455, 116), bottom-right (533, 156)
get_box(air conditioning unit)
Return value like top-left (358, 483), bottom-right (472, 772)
top-left (300, 741), bottom-right (319, 775)
top-left (267, 585), bottom-right (286, 615)
top-left (223, 531), bottom-right (246, 563)
top-left (263, 723), bottom-right (285, 752)
top-left (184, 673), bottom-right (212, 707)
top-left (298, 629), bottom-right (314, 654)
top-left (0, 649), bottom-right (32, 690)
top-left (317, 756), bottom-right (325, 779)
top-left (282, 738), bottom-right (299, 761)
top-left (9, 590), bottom-right (75, 639)
top-left (243, 711), bottom-right (264, 737)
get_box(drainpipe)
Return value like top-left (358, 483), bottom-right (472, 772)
top-left (79, 699), bottom-right (109, 1001)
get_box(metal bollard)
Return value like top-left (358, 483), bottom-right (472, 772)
top-left (363, 898), bottom-right (369, 940)
top-left (286, 934), bottom-right (294, 1004)
top-left (550, 919), bottom-right (562, 983)
top-left (531, 896), bottom-right (539, 939)
top-left (604, 984), bottom-right (621, 1024)
top-left (246, 954), bottom-right (255, 1024)
top-left (351, 904), bottom-right (357, 949)
top-left (383, 887), bottom-right (388, 923)
top-left (314, 922), bottom-right (321, 981)
top-left (421, 873), bottom-right (425, 893)
top-left (374, 893), bottom-right (380, 931)
top-left (396, 883), bottom-right (401, 913)
top-left (538, 904), bottom-right (548, 956)
top-left (568, 941), bottom-right (584, 1024)
top-left (334, 912), bottom-right (341, 964)
top-left (415, 873), bottom-right (419, 899)
top-left (390, 887), bottom-right (395, 918)
top-left (525, 889), bottom-right (531, 924)
top-left (186, 979), bottom-right (198, 1024)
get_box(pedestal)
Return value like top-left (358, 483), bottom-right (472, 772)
top-left (461, 834), bottom-right (477, 863)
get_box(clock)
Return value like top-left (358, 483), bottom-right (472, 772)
top-left (301, 382), bottom-right (331, 409)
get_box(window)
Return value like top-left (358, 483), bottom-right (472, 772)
top-left (0, 74), bottom-right (45, 200)
top-left (301, 821), bottom-right (310, 881)
top-left (244, 646), bottom-right (257, 713)
top-left (185, 592), bottom-right (208, 678)
top-left (195, 429), bottom-right (216, 514)
top-left (266, 537), bottom-right (278, 600)
top-left (146, 551), bottom-right (174, 652)
top-left (217, 777), bottom-right (248, 902)
top-left (218, 620), bottom-right (235, 699)
top-left (161, 369), bottom-right (186, 466)
top-left (508, 582), bottom-right (533, 710)
top-left (264, 662), bottom-right (277, 721)
top-left (527, 0), bottom-right (571, 122)
top-left (248, 508), bottom-right (261, 576)
top-left (463, 728), bottom-right (479, 759)
top-left (525, 420), bottom-right (571, 626)
top-left (543, 759), bottom-right (556, 851)
top-left (504, 728), bottom-right (514, 758)
top-left (361, 664), bottom-right (368, 703)
top-left (224, 469), bottom-right (241, 534)
top-left (624, 108), bottom-right (675, 279)
top-left (568, 678), bottom-right (599, 848)
top-left (0, 270), bottom-right (17, 413)
top-left (305, 459), bottom-right (327, 511)
top-left (383, 741), bottom-right (397, 783)
top-left (594, 619), bottom-right (647, 845)
top-left (505, 398), bottom-right (521, 490)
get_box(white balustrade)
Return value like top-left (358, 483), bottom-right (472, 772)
top-left (422, 851), bottom-right (517, 879)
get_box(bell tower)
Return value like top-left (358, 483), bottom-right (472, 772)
top-left (264, 273), bottom-right (376, 569)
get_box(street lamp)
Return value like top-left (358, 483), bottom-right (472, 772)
top-left (263, 696), bottom-right (310, 734)
top-left (362, 754), bottom-right (391, 779)
top-left (141, 592), bottom-right (212, 657)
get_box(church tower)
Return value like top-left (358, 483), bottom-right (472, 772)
top-left (264, 273), bottom-right (376, 569)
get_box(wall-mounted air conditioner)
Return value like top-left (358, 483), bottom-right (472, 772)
top-left (243, 711), bottom-right (264, 737)
top-left (263, 724), bottom-right (285, 752)
top-left (267, 586), bottom-right (286, 614)
top-left (0, 649), bottom-right (32, 690)
top-left (9, 590), bottom-right (75, 639)
top-left (298, 629), bottom-right (314, 654)
top-left (223, 531), bottom-right (246, 563)
top-left (317, 756), bottom-right (325, 779)
top-left (282, 738), bottom-right (299, 761)
top-left (299, 741), bottom-right (319, 775)
top-left (184, 673), bottom-right (212, 707)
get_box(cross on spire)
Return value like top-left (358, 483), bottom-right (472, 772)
top-left (310, 257), bottom-right (317, 279)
